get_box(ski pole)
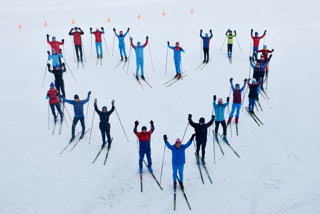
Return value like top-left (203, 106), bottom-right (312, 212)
top-left (81, 35), bottom-right (86, 62)
top-left (88, 102), bottom-right (95, 144)
top-left (64, 104), bottom-right (79, 133)
top-left (229, 117), bottom-right (233, 138)
top-left (181, 123), bottom-right (188, 143)
top-left (148, 40), bottom-right (155, 72)
top-left (112, 33), bottom-right (115, 56)
top-left (241, 86), bottom-right (249, 112)
top-left (208, 107), bottom-right (214, 136)
top-left (91, 33), bottom-right (92, 55)
top-left (42, 62), bottom-right (48, 86)
top-left (219, 37), bottom-right (227, 51)
top-left (102, 34), bottom-right (109, 55)
top-left (48, 102), bottom-right (50, 129)
top-left (159, 144), bottom-right (166, 185)
top-left (115, 107), bottom-right (129, 142)
top-left (213, 131), bottom-right (215, 164)
top-left (127, 45), bottom-right (132, 74)
top-left (71, 36), bottom-right (76, 63)
top-left (63, 44), bottom-right (66, 60)
top-left (62, 102), bottom-right (68, 127)
top-left (165, 45), bottom-right (168, 76)
top-left (63, 59), bottom-right (76, 81)
top-left (227, 87), bottom-right (232, 114)
top-left (128, 32), bottom-right (133, 57)
top-left (235, 36), bottom-right (242, 52)
top-left (85, 97), bottom-right (90, 128)
top-left (200, 38), bottom-right (202, 58)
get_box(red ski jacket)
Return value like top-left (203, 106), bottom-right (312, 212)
top-left (257, 49), bottom-right (273, 59)
top-left (251, 32), bottom-right (265, 47)
top-left (92, 31), bottom-right (103, 42)
top-left (72, 32), bottom-right (83, 45)
top-left (47, 89), bottom-right (59, 104)
top-left (47, 40), bottom-right (64, 54)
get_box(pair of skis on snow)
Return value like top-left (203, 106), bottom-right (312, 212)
top-left (195, 58), bottom-right (212, 70)
top-left (194, 153), bottom-right (213, 185)
top-left (77, 61), bottom-right (85, 68)
top-left (245, 107), bottom-right (264, 126)
top-left (52, 118), bottom-right (64, 135)
top-left (92, 138), bottom-right (113, 165)
top-left (115, 59), bottom-right (128, 69)
top-left (213, 130), bottom-right (240, 158)
top-left (133, 74), bottom-right (153, 90)
top-left (163, 71), bottom-right (188, 87)
top-left (140, 160), bottom-right (163, 193)
top-left (174, 175), bottom-right (191, 210)
top-left (59, 128), bottom-right (90, 155)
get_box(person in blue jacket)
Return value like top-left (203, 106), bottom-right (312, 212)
top-left (134, 120), bottom-right (154, 173)
top-left (130, 36), bottom-right (148, 80)
top-left (60, 91), bottom-right (91, 142)
top-left (227, 78), bottom-right (247, 125)
top-left (113, 28), bottom-right (130, 62)
top-left (164, 134), bottom-right (195, 190)
top-left (200, 29), bottom-right (213, 63)
top-left (47, 49), bottom-right (63, 68)
top-left (213, 95), bottom-right (230, 142)
top-left (167, 41), bottom-right (185, 79)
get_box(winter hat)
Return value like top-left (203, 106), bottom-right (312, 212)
top-left (205, 33), bottom-right (208, 37)
top-left (74, 27), bottom-right (78, 30)
top-left (260, 55), bottom-right (264, 58)
top-left (218, 98), bottom-right (223, 103)
top-left (137, 41), bottom-right (141, 46)
top-left (252, 78), bottom-right (256, 83)
top-left (52, 36), bottom-right (56, 39)
top-left (142, 126), bottom-right (147, 131)
top-left (263, 45), bottom-right (267, 48)
top-left (199, 117), bottom-right (205, 123)
top-left (175, 138), bottom-right (181, 145)
top-left (74, 94), bottom-right (79, 99)
top-left (50, 82), bottom-right (54, 88)
top-left (255, 32), bottom-right (258, 36)
top-left (102, 106), bottom-right (107, 111)
top-left (235, 83), bottom-right (240, 88)
top-left (52, 48), bottom-right (56, 52)
top-left (175, 42), bottom-right (179, 46)
top-left (120, 31), bottom-right (123, 34)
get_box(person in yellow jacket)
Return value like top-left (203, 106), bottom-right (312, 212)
top-left (225, 29), bottom-right (236, 58)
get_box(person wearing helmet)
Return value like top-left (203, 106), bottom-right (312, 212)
top-left (113, 28), bottom-right (130, 62)
top-left (213, 95), bottom-right (230, 142)
top-left (134, 120), bottom-right (155, 173)
top-left (94, 99), bottom-right (115, 150)
top-left (47, 49), bottom-right (66, 97)
top-left (228, 78), bottom-right (247, 125)
top-left (199, 29), bottom-right (213, 63)
top-left (251, 29), bottom-right (266, 59)
top-left (188, 114), bottom-right (215, 165)
top-left (225, 29), bottom-right (237, 59)
top-left (164, 133), bottom-right (195, 190)
top-left (61, 91), bottom-right (91, 142)
top-left (130, 36), bottom-right (149, 80)
top-left (167, 41), bottom-right (185, 79)
top-left (69, 27), bottom-right (85, 62)
top-left (46, 34), bottom-right (64, 54)
top-left (247, 78), bottom-right (261, 113)
top-left (46, 82), bottom-right (64, 123)
top-left (90, 27), bottom-right (105, 59)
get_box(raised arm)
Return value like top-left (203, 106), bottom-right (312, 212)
top-left (130, 40), bottom-right (136, 49)
top-left (94, 104), bottom-right (102, 115)
top-left (165, 141), bottom-right (175, 151)
top-left (68, 28), bottom-right (73, 35)
top-left (62, 97), bottom-right (73, 105)
top-left (143, 38), bottom-right (148, 48)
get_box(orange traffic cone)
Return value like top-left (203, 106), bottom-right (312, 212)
top-left (19, 24), bottom-right (22, 29)
top-left (191, 8), bottom-right (194, 13)
top-left (45, 21), bottom-right (48, 26)
top-left (72, 19), bottom-right (75, 24)
top-left (163, 11), bottom-right (165, 15)
top-left (138, 14), bottom-right (141, 18)
top-left (108, 17), bottom-right (110, 22)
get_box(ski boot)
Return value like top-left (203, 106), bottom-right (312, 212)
top-left (173, 181), bottom-right (177, 190)
top-left (136, 76), bottom-right (139, 80)
top-left (201, 157), bottom-right (206, 165)
top-left (125, 56), bottom-right (128, 62)
top-left (54, 116), bottom-right (57, 124)
top-left (179, 182), bottom-right (184, 191)
top-left (235, 117), bottom-right (239, 124)
top-left (100, 55), bottom-right (103, 59)
top-left (174, 72), bottom-right (179, 78)
top-left (107, 139), bottom-right (112, 150)
top-left (101, 142), bottom-right (106, 150)
top-left (148, 166), bottom-right (153, 173)
top-left (206, 59), bottom-right (209, 63)
top-left (196, 155), bottom-right (200, 165)
top-left (223, 135), bottom-right (228, 143)
top-left (227, 117), bottom-right (232, 124)
top-left (141, 75), bottom-right (145, 80)
top-left (79, 133), bottom-right (85, 140)
top-left (121, 56), bottom-right (124, 61)
top-left (203, 59), bottom-right (206, 63)
top-left (139, 168), bottom-right (143, 173)
top-left (215, 134), bottom-right (218, 141)
top-left (177, 74), bottom-right (182, 79)
top-left (70, 135), bottom-right (75, 143)
top-left (60, 114), bottom-right (64, 122)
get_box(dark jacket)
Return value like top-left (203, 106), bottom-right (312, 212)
top-left (188, 118), bottom-right (214, 143)
top-left (94, 105), bottom-right (114, 127)
top-left (248, 82), bottom-right (261, 99)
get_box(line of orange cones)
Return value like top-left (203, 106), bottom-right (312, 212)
top-left (18, 9), bottom-right (194, 29)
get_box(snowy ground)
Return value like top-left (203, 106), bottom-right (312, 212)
top-left (1, 0), bottom-right (320, 213)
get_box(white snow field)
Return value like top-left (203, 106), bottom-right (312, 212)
top-left (1, 0), bottom-right (320, 213)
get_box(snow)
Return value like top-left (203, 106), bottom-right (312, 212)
top-left (1, 0), bottom-right (320, 213)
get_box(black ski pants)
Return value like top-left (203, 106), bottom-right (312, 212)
top-left (72, 116), bottom-right (85, 137)
top-left (215, 121), bottom-right (227, 136)
top-left (227, 44), bottom-right (233, 53)
top-left (50, 103), bottom-right (63, 118)
top-left (203, 47), bottom-right (209, 61)
top-left (100, 123), bottom-right (111, 145)
top-left (75, 45), bottom-right (83, 61)
top-left (54, 79), bottom-right (65, 98)
top-left (196, 140), bottom-right (207, 158)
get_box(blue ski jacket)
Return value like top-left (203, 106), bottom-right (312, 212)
top-left (200, 32), bottom-right (213, 48)
top-left (213, 101), bottom-right (229, 121)
top-left (115, 31), bottom-right (128, 48)
top-left (168, 45), bottom-right (185, 61)
top-left (131, 40), bottom-right (148, 59)
top-left (62, 96), bottom-right (89, 117)
top-left (48, 54), bottom-right (63, 67)
top-left (165, 140), bottom-right (192, 166)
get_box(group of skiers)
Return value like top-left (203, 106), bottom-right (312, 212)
top-left (45, 27), bottom-right (275, 191)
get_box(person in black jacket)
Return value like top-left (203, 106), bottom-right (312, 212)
top-left (47, 62), bottom-right (66, 98)
top-left (188, 114), bottom-right (215, 165)
top-left (94, 99), bottom-right (115, 149)
top-left (247, 78), bottom-right (262, 113)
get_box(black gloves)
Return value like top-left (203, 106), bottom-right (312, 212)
top-left (146, 36), bottom-right (149, 40)
top-left (210, 29), bottom-right (212, 33)
top-left (90, 27), bottom-right (92, 31)
top-left (179, 47), bottom-right (182, 51)
top-left (188, 114), bottom-right (192, 119)
top-left (88, 91), bottom-right (91, 97)
top-left (94, 99), bottom-right (97, 105)
top-left (111, 100), bottom-right (115, 106)
top-left (234, 30), bottom-right (236, 33)
top-left (135, 121), bottom-right (139, 127)
top-left (244, 78), bottom-right (248, 82)
top-left (212, 115), bottom-right (215, 120)
top-left (78, 27), bottom-right (81, 30)
top-left (167, 41), bottom-right (169, 45)
top-left (269, 54), bottom-right (273, 58)
top-left (150, 120), bottom-right (154, 125)
top-left (213, 95), bottom-right (216, 101)
top-left (227, 97), bottom-right (230, 102)
top-left (230, 77), bottom-right (233, 82)
top-left (200, 29), bottom-right (202, 33)
top-left (71, 28), bottom-right (73, 31)
top-left (60, 49), bottom-right (62, 53)
top-left (59, 94), bottom-right (63, 98)
top-left (101, 27), bottom-right (104, 30)
top-left (127, 28), bottom-right (130, 31)
top-left (163, 134), bottom-right (168, 143)
top-left (62, 39), bottom-right (64, 43)
top-left (190, 134), bottom-right (196, 141)
top-left (130, 37), bottom-right (133, 41)
top-left (272, 49), bottom-right (274, 52)
top-left (251, 29), bottom-right (253, 32)
top-left (113, 28), bottom-right (116, 32)
top-left (46, 34), bottom-right (49, 38)
top-left (264, 30), bottom-right (267, 33)
top-left (249, 56), bottom-right (253, 60)
top-left (47, 51), bottom-right (50, 55)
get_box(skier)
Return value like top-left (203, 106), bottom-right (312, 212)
top-left (250, 55), bottom-right (272, 92)
top-left (69, 27), bottom-right (84, 62)
top-left (61, 91), bottom-right (91, 141)
top-left (90, 27), bottom-right (105, 59)
top-left (251, 29), bottom-right (266, 59)
top-left (113, 28), bottom-right (130, 61)
top-left (225, 29), bottom-right (236, 58)
top-left (94, 99), bottom-right (115, 149)
top-left (256, 45), bottom-right (274, 76)
top-left (130, 36), bottom-right (149, 80)
top-left (227, 78), bottom-right (247, 125)
top-left (256, 54), bottom-right (272, 89)
top-left (47, 34), bottom-right (64, 54)
top-left (213, 95), bottom-right (230, 142)
top-left (167, 41), bottom-right (185, 79)
top-left (247, 78), bottom-right (261, 113)
top-left (47, 49), bottom-right (66, 97)
top-left (46, 82), bottom-right (63, 123)
top-left (134, 120), bottom-right (154, 173)
top-left (163, 134), bottom-right (195, 190)
top-left (199, 29), bottom-right (213, 63)
top-left (188, 114), bottom-right (215, 165)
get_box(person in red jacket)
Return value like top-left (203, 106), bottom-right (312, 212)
top-left (47, 34), bottom-right (64, 54)
top-left (251, 29), bottom-right (266, 59)
top-left (46, 82), bottom-right (63, 123)
top-left (69, 27), bottom-right (84, 62)
top-left (90, 27), bottom-right (105, 58)
top-left (257, 45), bottom-right (273, 74)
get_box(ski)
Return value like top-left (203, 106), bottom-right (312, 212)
top-left (166, 74), bottom-right (188, 87)
top-left (196, 62), bottom-right (205, 69)
top-left (177, 175), bottom-right (191, 210)
top-left (163, 71), bottom-right (186, 85)
top-left (95, 58), bottom-right (99, 65)
top-left (122, 59), bottom-right (128, 69)
top-left (115, 60), bottom-right (124, 68)
top-left (140, 173), bottom-right (143, 192)
top-left (139, 75), bottom-right (153, 88)
top-left (217, 133), bottom-right (240, 158)
top-left (52, 121), bottom-right (57, 135)
top-left (77, 62), bottom-right (79, 69)
top-left (194, 153), bottom-right (204, 184)
top-left (228, 57), bottom-right (232, 64)
top-left (174, 184), bottom-right (177, 210)
top-left (103, 138), bottom-right (113, 165)
top-left (212, 130), bottom-right (224, 155)
top-left (69, 128), bottom-right (91, 152)
top-left (143, 160), bottom-right (163, 190)
top-left (257, 100), bottom-right (263, 111)
top-left (100, 57), bottom-right (102, 66)
top-left (236, 123), bottom-right (238, 136)
top-left (133, 73), bottom-right (144, 90)
top-left (245, 107), bottom-right (260, 126)
top-left (58, 118), bottom-right (64, 135)
top-left (199, 155), bottom-right (213, 184)
top-left (255, 102), bottom-right (259, 111)
top-left (200, 58), bottom-right (212, 70)
top-left (259, 90), bottom-right (266, 99)
top-left (261, 88), bottom-right (270, 99)
top-left (82, 62), bottom-right (84, 68)
top-left (92, 138), bottom-right (113, 164)
top-left (249, 110), bottom-right (264, 125)
top-left (59, 131), bottom-right (82, 155)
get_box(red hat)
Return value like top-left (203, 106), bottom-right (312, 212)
top-left (175, 138), bottom-right (181, 145)
top-left (175, 42), bottom-right (179, 46)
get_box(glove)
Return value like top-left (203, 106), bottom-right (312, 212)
top-left (113, 28), bottom-right (116, 32)
top-left (269, 54), bottom-right (273, 58)
top-left (213, 95), bottom-right (216, 101)
top-left (244, 78), bottom-right (248, 82)
top-left (167, 41), bottom-right (169, 45)
top-left (228, 29), bottom-right (230, 31)
top-left (146, 36), bottom-right (149, 40)
top-left (60, 49), bottom-right (62, 53)
top-left (94, 99), bottom-right (97, 104)
top-left (210, 29), bottom-right (212, 33)
top-left (71, 28), bottom-right (73, 31)
top-left (78, 27), bottom-right (81, 30)
top-left (62, 39), bottom-right (64, 43)
top-left (251, 29), bottom-right (253, 32)
top-left (130, 37), bottom-right (133, 41)
top-left (163, 134), bottom-right (168, 143)
top-left (150, 120), bottom-right (154, 125)
top-left (59, 94), bottom-right (63, 98)
top-left (264, 30), bottom-right (267, 33)
top-left (272, 49), bottom-right (274, 52)
top-left (101, 27), bottom-right (104, 30)
top-left (230, 77), bottom-right (233, 82)
top-left (227, 97), bottom-right (230, 102)
top-left (135, 121), bottom-right (139, 127)
top-left (212, 115), bottom-right (215, 120)
top-left (88, 91), bottom-right (91, 97)
top-left (249, 56), bottom-right (253, 60)
top-left (47, 51), bottom-right (50, 55)
top-left (111, 100), bottom-right (115, 106)
top-left (248, 78), bottom-right (251, 81)
top-left (200, 29), bottom-right (202, 33)
top-left (46, 34), bottom-right (49, 38)
top-left (90, 27), bottom-right (92, 31)
top-left (127, 28), bottom-right (130, 31)
top-left (190, 134), bottom-right (196, 141)
top-left (188, 114), bottom-right (192, 119)
top-left (234, 30), bottom-right (236, 33)
top-left (179, 47), bottom-right (183, 51)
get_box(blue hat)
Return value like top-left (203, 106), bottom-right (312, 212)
top-left (255, 32), bottom-right (258, 35)
top-left (75, 27), bottom-right (78, 29)
top-left (235, 84), bottom-right (240, 88)
top-left (252, 78), bottom-right (256, 83)
top-left (52, 36), bottom-right (56, 39)
top-left (102, 106), bottom-right (107, 110)
top-left (50, 82), bottom-right (54, 87)
top-left (205, 33), bottom-right (208, 37)
top-left (137, 41), bottom-right (141, 45)
top-left (263, 45), bottom-right (267, 48)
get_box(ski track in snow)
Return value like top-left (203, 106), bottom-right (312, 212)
top-left (1, 0), bottom-right (320, 213)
